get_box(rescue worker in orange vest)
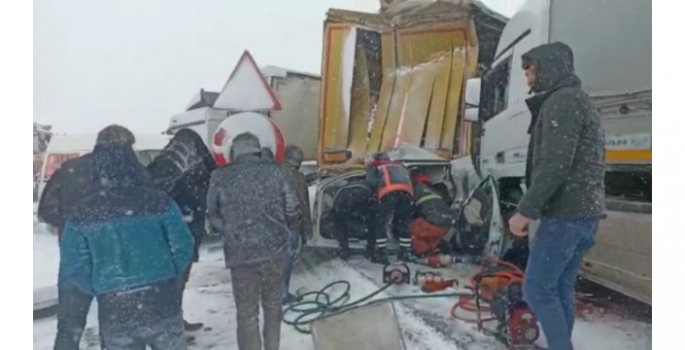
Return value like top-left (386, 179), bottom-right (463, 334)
top-left (410, 174), bottom-right (454, 256)
top-left (366, 152), bottom-right (414, 263)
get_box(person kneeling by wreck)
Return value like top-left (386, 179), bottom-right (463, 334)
top-left (410, 174), bottom-right (453, 257)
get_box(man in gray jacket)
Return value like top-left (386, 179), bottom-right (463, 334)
top-left (281, 144), bottom-right (312, 304)
top-left (206, 132), bottom-right (300, 350)
top-left (508, 42), bottom-right (605, 350)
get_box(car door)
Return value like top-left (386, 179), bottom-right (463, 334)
top-left (307, 170), bottom-right (369, 250)
top-left (452, 175), bottom-right (507, 260)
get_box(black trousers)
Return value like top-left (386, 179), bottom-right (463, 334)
top-left (333, 209), bottom-right (374, 250)
top-left (97, 279), bottom-right (184, 350)
top-left (374, 191), bottom-right (414, 251)
top-left (53, 285), bottom-right (97, 350)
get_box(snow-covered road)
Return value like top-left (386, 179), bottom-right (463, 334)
top-left (33, 217), bottom-right (651, 349)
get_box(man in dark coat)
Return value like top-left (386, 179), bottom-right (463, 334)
top-left (331, 180), bottom-right (376, 261)
top-left (37, 125), bottom-right (136, 350)
top-left (60, 142), bottom-right (194, 350)
top-left (508, 42), bottom-right (606, 350)
top-left (281, 144), bottom-right (312, 303)
top-left (206, 132), bottom-right (300, 350)
top-left (146, 128), bottom-right (217, 332)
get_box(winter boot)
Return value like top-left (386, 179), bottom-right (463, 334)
top-left (339, 247), bottom-right (351, 261)
top-left (282, 293), bottom-right (298, 305)
top-left (371, 249), bottom-right (390, 265)
top-left (397, 248), bottom-right (412, 262)
top-left (339, 239), bottom-right (351, 261)
top-left (184, 320), bottom-right (204, 332)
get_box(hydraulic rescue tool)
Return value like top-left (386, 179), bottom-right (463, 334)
top-left (414, 271), bottom-right (458, 293)
top-left (413, 253), bottom-right (478, 268)
top-left (382, 263), bottom-right (411, 285)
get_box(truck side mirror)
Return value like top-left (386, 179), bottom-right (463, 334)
top-left (464, 78), bottom-right (481, 107)
top-left (464, 78), bottom-right (481, 123)
top-left (464, 108), bottom-right (479, 123)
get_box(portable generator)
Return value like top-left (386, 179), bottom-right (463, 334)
top-left (478, 280), bottom-right (540, 350)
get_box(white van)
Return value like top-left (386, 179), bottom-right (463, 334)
top-left (37, 133), bottom-right (170, 197)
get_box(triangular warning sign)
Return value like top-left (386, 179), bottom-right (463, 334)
top-left (213, 50), bottom-right (282, 111)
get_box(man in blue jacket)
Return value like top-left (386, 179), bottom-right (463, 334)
top-left (59, 143), bottom-right (195, 350)
top-left (39, 125), bottom-right (140, 350)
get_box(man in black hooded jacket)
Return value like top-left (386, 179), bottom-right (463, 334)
top-left (507, 42), bottom-right (605, 350)
top-left (146, 128), bottom-right (217, 333)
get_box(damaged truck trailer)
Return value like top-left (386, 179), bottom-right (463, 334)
top-left (317, 1), bottom-right (506, 170)
top-left (306, 1), bottom-right (510, 258)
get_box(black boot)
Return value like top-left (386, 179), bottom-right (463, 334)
top-left (339, 237), bottom-right (351, 261)
top-left (397, 247), bottom-right (411, 262)
top-left (365, 246), bottom-right (387, 264)
top-left (371, 237), bottom-right (389, 264)
top-left (339, 247), bottom-right (351, 261)
top-left (282, 293), bottom-right (298, 305)
top-left (371, 248), bottom-right (389, 265)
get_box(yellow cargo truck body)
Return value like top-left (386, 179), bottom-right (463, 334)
top-left (317, 3), bottom-right (481, 170)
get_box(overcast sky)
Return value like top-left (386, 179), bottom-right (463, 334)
top-left (34, 0), bottom-right (523, 134)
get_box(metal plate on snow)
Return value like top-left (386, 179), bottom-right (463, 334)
top-left (311, 301), bottom-right (406, 350)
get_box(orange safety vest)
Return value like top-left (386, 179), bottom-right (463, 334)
top-left (377, 164), bottom-right (414, 199)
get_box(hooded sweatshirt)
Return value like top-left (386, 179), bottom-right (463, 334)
top-left (59, 143), bottom-right (194, 295)
top-left (517, 42), bottom-right (606, 220)
top-left (147, 129), bottom-right (217, 260)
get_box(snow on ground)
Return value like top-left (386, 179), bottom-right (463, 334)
top-left (32, 245), bottom-right (455, 350)
top-left (33, 216), bottom-right (651, 349)
top-left (345, 258), bottom-right (652, 350)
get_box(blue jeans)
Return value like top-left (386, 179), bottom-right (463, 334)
top-left (281, 233), bottom-right (300, 300)
top-left (523, 218), bottom-right (599, 350)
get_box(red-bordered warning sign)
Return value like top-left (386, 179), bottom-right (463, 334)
top-left (213, 50), bottom-right (282, 111)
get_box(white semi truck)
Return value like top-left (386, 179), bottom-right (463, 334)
top-left (460, 0), bottom-right (651, 304)
top-left (167, 66), bottom-right (321, 165)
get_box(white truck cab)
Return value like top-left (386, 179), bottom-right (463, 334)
top-left (462, 0), bottom-right (652, 304)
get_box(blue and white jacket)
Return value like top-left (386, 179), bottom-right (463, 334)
top-left (59, 143), bottom-right (194, 295)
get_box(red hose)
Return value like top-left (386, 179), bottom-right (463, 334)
top-left (450, 259), bottom-right (523, 322)
top-left (450, 259), bottom-right (595, 323)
